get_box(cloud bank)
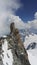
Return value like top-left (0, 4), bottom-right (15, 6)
top-left (24, 12), bottom-right (37, 34)
top-left (0, 0), bottom-right (22, 36)
top-left (0, 0), bottom-right (21, 13)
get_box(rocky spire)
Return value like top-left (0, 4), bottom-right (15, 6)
top-left (9, 22), bottom-right (31, 65)
top-left (10, 22), bottom-right (15, 34)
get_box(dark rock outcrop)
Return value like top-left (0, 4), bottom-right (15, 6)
top-left (27, 42), bottom-right (36, 50)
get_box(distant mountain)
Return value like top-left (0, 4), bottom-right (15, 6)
top-left (19, 29), bottom-right (34, 42)
top-left (19, 29), bottom-right (31, 42)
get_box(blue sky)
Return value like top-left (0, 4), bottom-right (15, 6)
top-left (16, 0), bottom-right (37, 22)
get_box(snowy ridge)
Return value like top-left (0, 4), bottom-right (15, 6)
top-left (28, 51), bottom-right (37, 65)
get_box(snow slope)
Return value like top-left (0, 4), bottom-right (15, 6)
top-left (28, 51), bottom-right (37, 65)
top-left (24, 33), bottom-right (37, 65)
top-left (2, 39), bottom-right (13, 65)
top-left (24, 33), bottom-right (37, 49)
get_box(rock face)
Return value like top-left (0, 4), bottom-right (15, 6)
top-left (27, 42), bottom-right (36, 50)
top-left (0, 22), bottom-right (31, 65)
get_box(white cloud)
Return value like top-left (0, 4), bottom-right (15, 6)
top-left (9, 14), bottom-right (37, 34)
top-left (0, 0), bottom-right (21, 13)
top-left (0, 12), bottom-right (37, 36)
top-left (0, 0), bottom-right (22, 36)
top-left (0, 12), bottom-right (25, 36)
top-left (9, 14), bottom-right (25, 29)
top-left (22, 19), bottom-right (37, 34)
top-left (34, 12), bottom-right (37, 19)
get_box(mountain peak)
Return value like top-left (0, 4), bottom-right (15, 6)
top-left (0, 23), bottom-right (31, 65)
